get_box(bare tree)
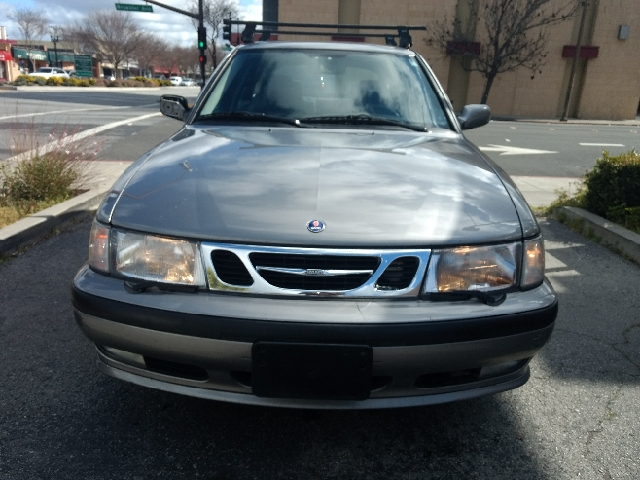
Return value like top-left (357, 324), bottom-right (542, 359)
top-left (7, 7), bottom-right (49, 72)
top-left (427, 0), bottom-right (578, 104)
top-left (69, 11), bottom-right (144, 79)
top-left (190, 0), bottom-right (239, 69)
top-left (131, 33), bottom-right (169, 77)
top-left (174, 46), bottom-right (200, 78)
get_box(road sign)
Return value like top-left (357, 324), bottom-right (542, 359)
top-left (115, 3), bottom-right (154, 12)
top-left (74, 54), bottom-right (93, 78)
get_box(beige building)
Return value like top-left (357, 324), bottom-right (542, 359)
top-left (267, 0), bottom-right (640, 120)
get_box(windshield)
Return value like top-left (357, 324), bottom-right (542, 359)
top-left (196, 49), bottom-right (450, 130)
top-left (36, 68), bottom-right (52, 73)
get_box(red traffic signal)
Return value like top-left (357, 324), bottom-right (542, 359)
top-left (199, 54), bottom-right (207, 64)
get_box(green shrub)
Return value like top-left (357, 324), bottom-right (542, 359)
top-left (1, 122), bottom-right (101, 219)
top-left (15, 74), bottom-right (35, 84)
top-left (46, 76), bottom-right (64, 86)
top-left (33, 77), bottom-right (47, 86)
top-left (583, 150), bottom-right (640, 217)
top-left (1, 152), bottom-right (80, 203)
top-left (551, 150), bottom-right (640, 234)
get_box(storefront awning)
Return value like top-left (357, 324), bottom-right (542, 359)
top-left (12, 48), bottom-right (48, 61)
top-left (0, 51), bottom-right (12, 61)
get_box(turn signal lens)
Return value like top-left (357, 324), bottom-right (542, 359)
top-left (88, 222), bottom-right (110, 273)
top-left (521, 237), bottom-right (545, 288)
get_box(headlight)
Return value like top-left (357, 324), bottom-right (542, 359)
top-left (114, 230), bottom-right (205, 286)
top-left (423, 243), bottom-right (518, 294)
top-left (88, 221), bottom-right (205, 287)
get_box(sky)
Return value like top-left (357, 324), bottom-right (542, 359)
top-left (0, 0), bottom-right (262, 46)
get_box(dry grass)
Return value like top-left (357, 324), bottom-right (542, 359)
top-left (0, 116), bottom-right (101, 228)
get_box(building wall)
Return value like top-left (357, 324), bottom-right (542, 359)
top-left (578, 0), bottom-right (640, 119)
top-left (271, 0), bottom-right (640, 119)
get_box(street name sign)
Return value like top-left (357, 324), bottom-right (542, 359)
top-left (115, 3), bottom-right (154, 12)
top-left (74, 54), bottom-right (93, 78)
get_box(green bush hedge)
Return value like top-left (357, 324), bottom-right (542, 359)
top-left (557, 150), bottom-right (640, 233)
top-left (583, 151), bottom-right (640, 216)
top-left (13, 75), bottom-right (97, 87)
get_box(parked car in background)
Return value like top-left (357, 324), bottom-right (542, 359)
top-left (102, 74), bottom-right (116, 81)
top-left (29, 67), bottom-right (69, 79)
top-left (180, 78), bottom-right (195, 86)
top-left (169, 76), bottom-right (183, 86)
top-left (64, 69), bottom-right (77, 77)
top-left (73, 40), bottom-right (556, 409)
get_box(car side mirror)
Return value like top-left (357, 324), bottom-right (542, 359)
top-left (160, 95), bottom-right (191, 122)
top-left (457, 104), bottom-right (491, 130)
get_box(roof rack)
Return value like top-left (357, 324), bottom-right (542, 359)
top-left (222, 20), bottom-right (426, 49)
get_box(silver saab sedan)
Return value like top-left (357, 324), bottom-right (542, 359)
top-left (72, 41), bottom-right (556, 409)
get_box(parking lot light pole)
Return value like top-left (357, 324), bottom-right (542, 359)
top-left (50, 25), bottom-right (60, 68)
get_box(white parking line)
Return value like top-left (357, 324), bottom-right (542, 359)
top-left (3, 112), bottom-right (161, 163)
top-left (579, 143), bottom-right (625, 147)
top-left (0, 105), bottom-right (131, 121)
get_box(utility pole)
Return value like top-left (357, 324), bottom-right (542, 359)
top-left (560, 1), bottom-right (588, 121)
top-left (134, 0), bottom-right (207, 90)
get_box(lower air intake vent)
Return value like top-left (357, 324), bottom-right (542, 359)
top-left (211, 250), bottom-right (254, 286)
top-left (376, 256), bottom-right (419, 290)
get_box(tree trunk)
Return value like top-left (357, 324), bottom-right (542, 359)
top-left (480, 74), bottom-right (496, 105)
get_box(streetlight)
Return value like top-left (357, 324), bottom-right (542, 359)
top-left (49, 25), bottom-right (60, 69)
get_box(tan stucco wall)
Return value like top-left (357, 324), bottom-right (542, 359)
top-left (275, 0), bottom-right (640, 120)
top-left (577, 0), bottom-right (640, 120)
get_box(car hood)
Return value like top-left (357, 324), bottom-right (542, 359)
top-left (110, 127), bottom-right (522, 247)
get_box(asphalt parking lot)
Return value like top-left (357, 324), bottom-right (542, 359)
top-left (0, 214), bottom-right (638, 479)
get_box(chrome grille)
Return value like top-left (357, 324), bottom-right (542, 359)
top-left (249, 253), bottom-right (380, 291)
top-left (200, 243), bottom-right (431, 298)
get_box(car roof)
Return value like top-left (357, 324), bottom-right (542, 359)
top-left (235, 41), bottom-right (416, 56)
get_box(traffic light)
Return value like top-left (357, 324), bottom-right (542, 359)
top-left (223, 18), bottom-right (231, 41)
top-left (197, 26), bottom-right (206, 50)
top-left (199, 54), bottom-right (207, 64)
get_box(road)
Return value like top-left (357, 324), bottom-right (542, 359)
top-left (465, 121), bottom-right (639, 178)
top-left (1, 215), bottom-right (638, 479)
top-left (1, 88), bottom-right (638, 178)
top-left (1, 88), bottom-right (639, 479)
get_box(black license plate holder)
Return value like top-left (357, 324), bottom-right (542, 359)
top-left (252, 342), bottom-right (372, 401)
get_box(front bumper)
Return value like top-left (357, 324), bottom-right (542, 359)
top-left (72, 265), bottom-right (557, 409)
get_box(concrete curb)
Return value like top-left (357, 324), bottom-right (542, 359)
top-left (0, 187), bottom-right (107, 256)
top-left (553, 206), bottom-right (640, 265)
top-left (492, 116), bottom-right (640, 127)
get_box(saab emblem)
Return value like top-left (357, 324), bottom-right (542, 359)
top-left (306, 220), bottom-right (325, 233)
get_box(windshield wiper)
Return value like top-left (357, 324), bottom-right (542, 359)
top-left (195, 111), bottom-right (309, 128)
top-left (299, 115), bottom-right (428, 132)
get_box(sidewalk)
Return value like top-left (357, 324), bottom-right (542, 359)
top-left (511, 176), bottom-right (581, 207)
top-left (493, 115), bottom-right (640, 127)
